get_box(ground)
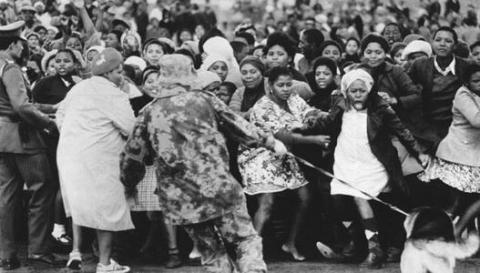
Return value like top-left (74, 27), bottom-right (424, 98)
top-left (6, 257), bottom-right (480, 273)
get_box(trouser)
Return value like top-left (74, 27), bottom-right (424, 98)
top-left (184, 202), bottom-right (267, 273)
top-left (0, 152), bottom-right (55, 259)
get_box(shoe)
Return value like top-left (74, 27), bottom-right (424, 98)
top-left (361, 235), bottom-right (385, 269)
top-left (165, 249), bottom-right (182, 269)
top-left (96, 259), bottom-right (130, 273)
top-left (52, 234), bottom-right (72, 246)
top-left (316, 241), bottom-right (343, 260)
top-left (28, 253), bottom-right (64, 266)
top-left (386, 246), bottom-right (402, 263)
top-left (1, 257), bottom-right (20, 270)
top-left (66, 251), bottom-right (82, 270)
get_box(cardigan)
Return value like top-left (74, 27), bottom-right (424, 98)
top-left (436, 86), bottom-right (480, 167)
top-left (408, 56), bottom-right (469, 147)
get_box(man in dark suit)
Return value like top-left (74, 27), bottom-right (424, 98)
top-left (0, 20), bottom-right (59, 270)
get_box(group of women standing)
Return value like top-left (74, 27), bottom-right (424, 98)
top-left (25, 8), bottom-right (480, 272)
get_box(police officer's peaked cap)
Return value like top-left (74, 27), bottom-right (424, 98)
top-left (0, 21), bottom-right (25, 39)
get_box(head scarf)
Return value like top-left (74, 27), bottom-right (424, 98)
top-left (125, 56), bottom-right (147, 71)
top-left (200, 54), bottom-right (230, 73)
top-left (203, 36), bottom-right (241, 87)
top-left (341, 68), bottom-right (374, 96)
top-left (41, 49), bottom-right (58, 73)
top-left (157, 54), bottom-right (198, 88)
top-left (402, 40), bottom-right (433, 59)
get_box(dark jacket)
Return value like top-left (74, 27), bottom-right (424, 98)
top-left (408, 56), bottom-right (469, 146)
top-left (304, 94), bottom-right (426, 195)
top-left (372, 62), bottom-right (435, 143)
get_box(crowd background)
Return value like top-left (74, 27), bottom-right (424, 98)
top-left (1, 0), bottom-right (480, 272)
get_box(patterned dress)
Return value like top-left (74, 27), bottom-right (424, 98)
top-left (239, 94), bottom-right (315, 195)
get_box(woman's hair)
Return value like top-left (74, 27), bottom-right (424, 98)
top-left (453, 41), bottom-right (470, 59)
top-left (433, 26), bottom-right (458, 44)
top-left (174, 48), bottom-right (199, 69)
top-left (263, 32), bottom-right (296, 58)
top-left (381, 22), bottom-right (401, 36)
top-left (390, 42), bottom-right (406, 58)
top-left (346, 37), bottom-right (360, 48)
top-left (302, 29), bottom-right (325, 48)
top-left (319, 40), bottom-right (343, 55)
top-left (267, 66), bottom-right (293, 85)
top-left (361, 34), bottom-right (390, 54)
top-left (142, 66), bottom-right (159, 84)
top-left (56, 48), bottom-right (79, 62)
top-left (470, 40), bottom-right (480, 52)
top-left (462, 63), bottom-right (480, 84)
top-left (312, 56), bottom-right (338, 76)
top-left (142, 39), bottom-right (174, 54)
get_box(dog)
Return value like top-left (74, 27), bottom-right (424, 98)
top-left (400, 207), bottom-right (479, 273)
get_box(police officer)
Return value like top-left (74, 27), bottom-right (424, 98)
top-left (0, 21), bottom-right (59, 270)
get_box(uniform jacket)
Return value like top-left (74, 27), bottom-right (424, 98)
top-left (120, 88), bottom-right (272, 225)
top-left (436, 86), bottom-right (480, 167)
top-left (0, 52), bottom-right (53, 154)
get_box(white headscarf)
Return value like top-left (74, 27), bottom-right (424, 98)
top-left (197, 70), bottom-right (221, 90)
top-left (200, 54), bottom-right (230, 73)
top-left (340, 68), bottom-right (374, 96)
top-left (402, 40), bottom-right (433, 60)
top-left (202, 36), bottom-right (241, 87)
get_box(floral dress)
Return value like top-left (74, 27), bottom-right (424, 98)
top-left (239, 94), bottom-right (314, 195)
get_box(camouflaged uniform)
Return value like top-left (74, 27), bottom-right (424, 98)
top-left (120, 87), bottom-right (270, 273)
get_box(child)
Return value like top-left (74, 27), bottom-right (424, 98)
top-left (304, 68), bottom-right (429, 268)
top-left (342, 37), bottom-right (361, 64)
top-left (214, 82), bottom-right (236, 105)
top-left (401, 207), bottom-right (479, 273)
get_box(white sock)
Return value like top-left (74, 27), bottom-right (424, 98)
top-left (342, 221), bottom-right (352, 229)
top-left (364, 229), bottom-right (377, 240)
top-left (52, 224), bottom-right (66, 237)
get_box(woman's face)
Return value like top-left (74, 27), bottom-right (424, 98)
top-left (240, 63), bottom-right (263, 89)
top-left (195, 25), bottom-right (205, 39)
top-left (322, 45), bottom-right (341, 63)
top-left (347, 79), bottom-right (369, 110)
top-left (144, 44), bottom-right (164, 66)
top-left (432, 30), bottom-right (455, 57)
top-left (66, 37), bottom-right (82, 52)
top-left (471, 46), bottom-right (480, 65)
top-left (47, 29), bottom-right (57, 40)
top-left (86, 49), bottom-right (99, 63)
top-left (383, 25), bottom-right (402, 45)
top-left (315, 65), bottom-right (334, 89)
top-left (394, 48), bottom-right (406, 67)
top-left (179, 30), bottom-right (193, 44)
top-left (143, 72), bottom-right (158, 92)
top-left (54, 52), bottom-right (75, 76)
top-left (271, 75), bottom-right (293, 101)
top-left (105, 33), bottom-right (120, 48)
top-left (468, 71), bottom-right (480, 95)
top-left (46, 58), bottom-right (57, 76)
top-left (208, 61), bottom-right (228, 82)
top-left (345, 40), bottom-right (359, 56)
top-left (363, 42), bottom-right (386, 68)
top-left (265, 45), bottom-right (290, 68)
top-left (27, 35), bottom-right (40, 49)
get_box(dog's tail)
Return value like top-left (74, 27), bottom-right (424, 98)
top-left (422, 233), bottom-right (480, 259)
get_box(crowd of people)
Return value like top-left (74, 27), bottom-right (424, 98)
top-left (0, 0), bottom-right (480, 272)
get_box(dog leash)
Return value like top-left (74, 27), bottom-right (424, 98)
top-left (284, 151), bottom-right (409, 216)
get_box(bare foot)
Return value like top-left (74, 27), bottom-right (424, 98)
top-left (281, 244), bottom-right (306, 261)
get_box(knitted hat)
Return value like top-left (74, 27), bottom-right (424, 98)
top-left (402, 40), bottom-right (432, 59)
top-left (390, 42), bottom-right (406, 58)
top-left (341, 68), bottom-right (374, 96)
top-left (239, 56), bottom-right (265, 75)
top-left (361, 34), bottom-right (390, 54)
top-left (91, 48), bottom-right (123, 76)
top-left (125, 56), bottom-right (147, 71)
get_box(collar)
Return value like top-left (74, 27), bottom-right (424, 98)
top-left (0, 52), bottom-right (14, 64)
top-left (434, 56), bottom-right (456, 76)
